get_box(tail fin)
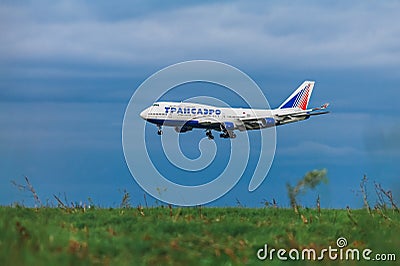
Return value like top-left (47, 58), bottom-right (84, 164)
top-left (279, 81), bottom-right (315, 110)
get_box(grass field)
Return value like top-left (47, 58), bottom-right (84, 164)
top-left (0, 206), bottom-right (399, 265)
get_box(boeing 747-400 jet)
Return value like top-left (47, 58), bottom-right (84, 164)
top-left (140, 81), bottom-right (329, 139)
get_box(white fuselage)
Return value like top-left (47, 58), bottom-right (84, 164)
top-left (139, 81), bottom-right (329, 138)
top-left (140, 101), bottom-right (305, 133)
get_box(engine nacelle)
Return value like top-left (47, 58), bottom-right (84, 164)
top-left (174, 126), bottom-right (193, 133)
top-left (264, 118), bottom-right (276, 127)
top-left (223, 122), bottom-right (235, 130)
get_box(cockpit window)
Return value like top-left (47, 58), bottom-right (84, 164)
top-left (152, 103), bottom-right (159, 106)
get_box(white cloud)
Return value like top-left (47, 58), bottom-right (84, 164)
top-left (1, 1), bottom-right (400, 73)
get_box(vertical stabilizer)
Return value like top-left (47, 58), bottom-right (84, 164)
top-left (279, 81), bottom-right (315, 110)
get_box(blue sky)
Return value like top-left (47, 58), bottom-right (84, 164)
top-left (1, 0), bottom-right (399, 208)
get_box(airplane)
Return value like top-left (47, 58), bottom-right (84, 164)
top-left (140, 81), bottom-right (329, 139)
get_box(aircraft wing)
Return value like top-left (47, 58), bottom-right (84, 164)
top-left (276, 103), bottom-right (330, 117)
top-left (190, 102), bottom-right (329, 131)
top-left (195, 116), bottom-right (272, 131)
top-left (235, 117), bottom-right (275, 131)
top-left (274, 103), bottom-right (330, 125)
top-left (237, 103), bottom-right (330, 128)
top-left (195, 117), bottom-right (222, 127)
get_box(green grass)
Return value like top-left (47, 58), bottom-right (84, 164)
top-left (0, 206), bottom-right (399, 265)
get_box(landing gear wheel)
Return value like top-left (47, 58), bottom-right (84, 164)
top-left (157, 125), bottom-right (163, 135)
top-left (206, 130), bottom-right (214, 140)
top-left (220, 132), bottom-right (235, 138)
top-left (220, 133), bottom-right (229, 138)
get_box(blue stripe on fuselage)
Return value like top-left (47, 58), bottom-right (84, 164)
top-left (146, 118), bottom-right (220, 130)
top-left (146, 118), bottom-right (199, 127)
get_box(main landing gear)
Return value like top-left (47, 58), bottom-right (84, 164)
top-left (219, 132), bottom-right (236, 139)
top-left (219, 124), bottom-right (236, 139)
top-left (206, 129), bottom-right (236, 139)
top-left (205, 129), bottom-right (214, 140)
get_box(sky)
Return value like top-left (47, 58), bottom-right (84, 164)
top-left (0, 0), bottom-right (399, 208)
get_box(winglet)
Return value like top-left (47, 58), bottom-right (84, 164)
top-left (309, 102), bottom-right (330, 116)
top-left (321, 103), bottom-right (329, 109)
top-left (312, 103), bottom-right (330, 111)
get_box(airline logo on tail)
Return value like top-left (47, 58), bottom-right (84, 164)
top-left (279, 81), bottom-right (314, 110)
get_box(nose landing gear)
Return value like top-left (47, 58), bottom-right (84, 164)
top-left (157, 125), bottom-right (163, 135)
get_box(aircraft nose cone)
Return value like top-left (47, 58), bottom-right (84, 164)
top-left (140, 109), bottom-right (148, 119)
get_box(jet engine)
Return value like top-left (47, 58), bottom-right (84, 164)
top-left (174, 126), bottom-right (193, 133)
